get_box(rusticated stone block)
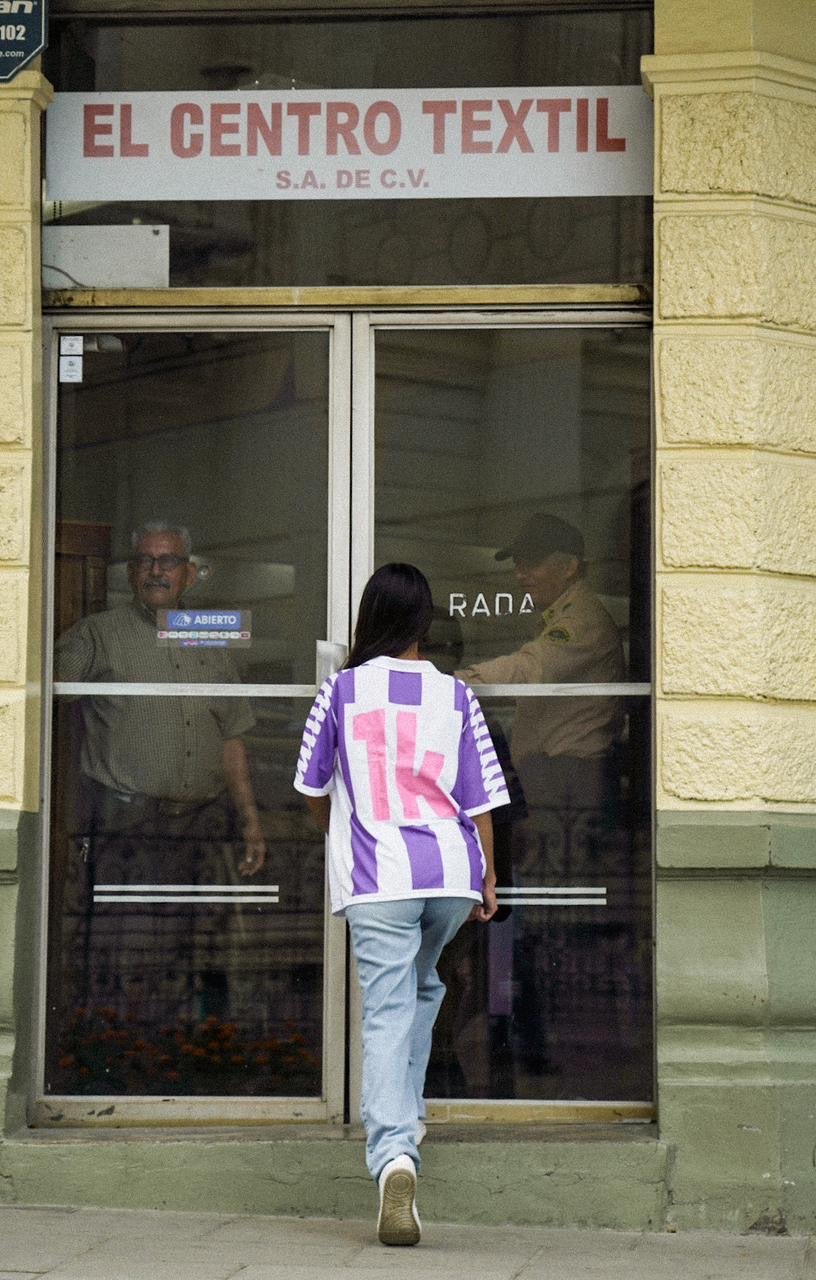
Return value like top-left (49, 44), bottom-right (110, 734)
top-left (661, 710), bottom-right (760, 802)
top-left (0, 111), bottom-right (27, 209)
top-left (0, 339), bottom-right (29, 445)
top-left (660, 705), bottom-right (816, 804)
top-left (0, 226), bottom-right (29, 329)
top-left (658, 334), bottom-right (816, 453)
top-left (0, 884), bottom-right (16, 1027)
top-left (763, 461), bottom-right (816, 576)
top-left (0, 572), bottom-right (25, 685)
top-left (0, 460), bottom-right (29, 562)
top-left (657, 879), bottom-right (768, 1024)
top-left (660, 455), bottom-right (816, 575)
top-left (661, 578), bottom-right (816, 701)
top-left (658, 213), bottom-right (816, 332)
top-left (661, 92), bottom-right (816, 206)
top-left (661, 580), bottom-right (760, 696)
top-left (0, 698), bottom-right (22, 804)
top-left (660, 456), bottom-right (755, 568)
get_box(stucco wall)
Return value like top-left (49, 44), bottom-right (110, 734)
top-left (645, 0), bottom-right (816, 1230)
top-left (0, 70), bottom-right (51, 1129)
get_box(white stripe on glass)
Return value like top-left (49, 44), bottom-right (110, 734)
top-left (93, 894), bottom-right (280, 904)
top-left (495, 885), bottom-right (607, 907)
top-left (474, 683), bottom-right (650, 697)
top-left (55, 682), bottom-right (315, 697)
top-left (496, 886), bottom-right (606, 895)
top-left (94, 883), bottom-right (279, 893)
top-left (495, 897), bottom-right (607, 907)
top-left (54, 681), bottom-right (650, 699)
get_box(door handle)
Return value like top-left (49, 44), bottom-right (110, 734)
top-left (316, 640), bottom-right (347, 685)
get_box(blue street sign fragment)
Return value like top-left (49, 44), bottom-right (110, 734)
top-left (0, 0), bottom-right (48, 83)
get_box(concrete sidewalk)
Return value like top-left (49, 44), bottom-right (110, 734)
top-left (0, 1206), bottom-right (813, 1280)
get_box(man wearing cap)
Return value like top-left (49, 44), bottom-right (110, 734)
top-left (457, 514), bottom-right (626, 1082)
top-left (457, 513), bottom-right (625, 787)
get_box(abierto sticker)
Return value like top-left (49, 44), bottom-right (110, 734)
top-left (157, 609), bottom-right (252, 648)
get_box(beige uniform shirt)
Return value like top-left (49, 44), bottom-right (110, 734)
top-left (56, 602), bottom-right (255, 801)
top-left (458, 580), bottom-right (625, 762)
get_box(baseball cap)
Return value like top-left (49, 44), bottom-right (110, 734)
top-left (495, 513), bottom-right (585, 563)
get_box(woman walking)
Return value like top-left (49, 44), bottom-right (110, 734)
top-left (294, 564), bottom-right (509, 1245)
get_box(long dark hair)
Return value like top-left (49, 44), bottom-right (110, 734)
top-left (345, 563), bottom-right (434, 669)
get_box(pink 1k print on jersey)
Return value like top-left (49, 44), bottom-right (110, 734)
top-left (294, 656), bottom-right (509, 915)
top-left (354, 707), bottom-right (458, 822)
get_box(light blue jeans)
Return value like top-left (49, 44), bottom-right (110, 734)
top-left (346, 896), bottom-right (474, 1183)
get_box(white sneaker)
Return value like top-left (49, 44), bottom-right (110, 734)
top-left (416, 1120), bottom-right (427, 1145)
top-left (377, 1154), bottom-right (421, 1246)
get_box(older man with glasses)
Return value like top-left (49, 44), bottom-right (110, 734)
top-left (54, 521), bottom-right (266, 1062)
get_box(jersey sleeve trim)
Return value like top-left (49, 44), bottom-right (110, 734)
top-left (293, 673), bottom-right (339, 795)
top-left (293, 778), bottom-right (335, 798)
top-left (464, 795), bottom-right (510, 817)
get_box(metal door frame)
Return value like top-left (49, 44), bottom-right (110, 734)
top-left (34, 302), bottom-right (654, 1128)
top-left (349, 307), bottom-right (654, 1126)
top-left (33, 310), bottom-right (352, 1127)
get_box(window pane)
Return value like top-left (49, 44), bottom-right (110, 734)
top-left (46, 697), bottom-right (323, 1097)
top-left (48, 328), bottom-right (332, 1099)
top-left (54, 330), bottom-right (330, 686)
top-left (375, 327), bottom-right (651, 679)
top-left (428, 695), bottom-right (652, 1101)
top-left (44, 8), bottom-right (652, 286)
top-left (374, 325), bottom-right (652, 1101)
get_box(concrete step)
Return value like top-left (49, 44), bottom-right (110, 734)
top-left (0, 1124), bottom-right (668, 1229)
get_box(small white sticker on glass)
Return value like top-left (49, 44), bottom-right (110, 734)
top-left (59, 354), bottom-right (83, 383)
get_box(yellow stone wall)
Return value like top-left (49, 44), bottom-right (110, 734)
top-left (644, 37), bottom-right (816, 811)
top-left (0, 68), bottom-right (51, 1129)
top-left (0, 71), bottom-right (51, 815)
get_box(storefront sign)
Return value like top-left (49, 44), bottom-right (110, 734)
top-left (449, 591), bottom-right (536, 618)
top-left (45, 86), bottom-right (651, 201)
top-left (157, 609), bottom-right (252, 648)
top-left (0, 0), bottom-right (47, 82)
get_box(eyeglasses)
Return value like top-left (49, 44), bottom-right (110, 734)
top-left (130, 555), bottom-right (189, 573)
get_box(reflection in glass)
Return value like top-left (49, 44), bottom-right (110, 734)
top-left (54, 331), bottom-right (329, 686)
top-left (376, 326), bottom-right (652, 1101)
top-left (428, 697), bottom-right (651, 1102)
top-left (47, 328), bottom-right (333, 1097)
top-left (375, 327), bottom-right (651, 679)
top-left (46, 698), bottom-right (324, 1097)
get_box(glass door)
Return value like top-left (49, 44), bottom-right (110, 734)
top-left (38, 315), bottom-right (350, 1124)
top-left (38, 306), bottom-right (652, 1128)
top-left (351, 311), bottom-right (653, 1118)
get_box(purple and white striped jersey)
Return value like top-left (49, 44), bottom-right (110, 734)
top-left (293, 656), bottom-right (510, 915)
